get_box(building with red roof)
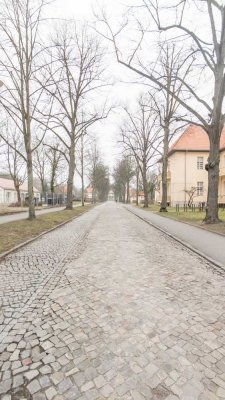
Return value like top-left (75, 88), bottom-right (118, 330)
top-left (158, 124), bottom-right (225, 206)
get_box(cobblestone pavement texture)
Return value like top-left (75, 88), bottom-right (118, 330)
top-left (0, 202), bottom-right (225, 400)
top-left (125, 205), bottom-right (225, 267)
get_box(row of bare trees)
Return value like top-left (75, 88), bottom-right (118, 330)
top-left (98, 0), bottom-right (225, 223)
top-left (0, 0), bottom-right (109, 219)
top-left (113, 155), bottom-right (158, 206)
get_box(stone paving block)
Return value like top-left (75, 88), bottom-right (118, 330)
top-left (1, 204), bottom-right (225, 399)
top-left (45, 386), bottom-right (57, 400)
top-left (50, 371), bottom-right (64, 385)
top-left (24, 369), bottom-right (39, 380)
top-left (99, 383), bottom-right (114, 397)
top-left (0, 379), bottom-right (12, 395)
top-left (58, 377), bottom-right (73, 394)
top-left (81, 380), bottom-right (94, 392)
top-left (27, 378), bottom-right (41, 394)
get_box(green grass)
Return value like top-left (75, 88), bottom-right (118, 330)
top-left (137, 204), bottom-right (225, 235)
top-left (0, 205), bottom-right (93, 255)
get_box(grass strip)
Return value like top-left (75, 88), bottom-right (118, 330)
top-left (137, 205), bottom-right (225, 235)
top-left (0, 205), bottom-right (93, 255)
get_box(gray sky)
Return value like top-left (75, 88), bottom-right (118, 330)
top-left (44, 0), bottom-right (224, 177)
top-left (45, 0), bottom-right (144, 173)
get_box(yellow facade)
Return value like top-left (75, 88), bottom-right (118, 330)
top-left (159, 150), bottom-right (225, 206)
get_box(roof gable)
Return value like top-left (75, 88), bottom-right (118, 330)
top-left (169, 124), bottom-right (225, 155)
top-left (0, 177), bottom-right (40, 193)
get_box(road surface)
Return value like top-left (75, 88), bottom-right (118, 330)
top-left (126, 205), bottom-right (225, 268)
top-left (0, 202), bottom-right (225, 399)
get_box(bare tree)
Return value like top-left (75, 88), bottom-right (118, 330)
top-left (0, 125), bottom-right (26, 205)
top-left (185, 186), bottom-right (198, 208)
top-left (40, 23), bottom-right (110, 210)
top-left (87, 142), bottom-right (102, 203)
top-left (33, 144), bottom-right (50, 196)
top-left (135, 164), bottom-right (140, 206)
top-left (46, 142), bottom-right (65, 198)
top-left (76, 131), bottom-right (94, 206)
top-left (0, 0), bottom-right (52, 219)
top-left (147, 169), bottom-right (158, 204)
top-left (97, 0), bottom-right (225, 223)
top-left (149, 44), bottom-right (191, 211)
top-left (120, 96), bottom-right (162, 207)
top-left (113, 156), bottom-right (135, 203)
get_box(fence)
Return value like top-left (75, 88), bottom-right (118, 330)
top-left (175, 203), bottom-right (225, 212)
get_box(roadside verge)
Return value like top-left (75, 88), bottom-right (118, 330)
top-left (0, 205), bottom-right (94, 260)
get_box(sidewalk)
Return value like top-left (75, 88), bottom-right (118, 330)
top-left (126, 204), bottom-right (225, 268)
top-left (0, 206), bottom-right (66, 224)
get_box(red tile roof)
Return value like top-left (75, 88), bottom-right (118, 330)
top-left (169, 124), bottom-right (225, 154)
top-left (0, 178), bottom-right (40, 192)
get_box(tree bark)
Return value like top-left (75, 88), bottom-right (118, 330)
top-left (204, 57), bottom-right (224, 223)
top-left (123, 185), bottom-right (126, 203)
top-left (126, 179), bottom-right (130, 203)
top-left (204, 129), bottom-right (221, 223)
top-left (142, 167), bottom-right (149, 208)
top-left (136, 168), bottom-right (139, 206)
top-left (81, 136), bottom-right (84, 207)
top-left (160, 123), bottom-right (169, 212)
top-left (66, 141), bottom-right (75, 210)
top-left (27, 151), bottom-right (35, 219)
top-left (15, 181), bottom-right (21, 206)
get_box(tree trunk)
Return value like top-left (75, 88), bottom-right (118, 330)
top-left (142, 168), bottom-right (149, 208)
top-left (66, 142), bottom-right (75, 210)
top-left (81, 174), bottom-right (84, 206)
top-left (204, 59), bottom-right (224, 223)
top-left (81, 137), bottom-right (84, 207)
top-left (123, 185), bottom-right (126, 203)
top-left (136, 169), bottom-right (139, 206)
top-left (126, 179), bottom-right (130, 203)
top-left (50, 175), bottom-right (54, 196)
top-left (27, 151), bottom-right (35, 219)
top-left (204, 129), bottom-right (221, 223)
top-left (160, 123), bottom-right (169, 212)
top-left (15, 181), bottom-right (21, 206)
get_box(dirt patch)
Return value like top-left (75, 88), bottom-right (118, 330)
top-left (152, 385), bottom-right (173, 399)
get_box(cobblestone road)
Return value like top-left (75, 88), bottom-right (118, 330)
top-left (1, 203), bottom-right (225, 400)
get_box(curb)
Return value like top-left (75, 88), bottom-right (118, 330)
top-left (0, 208), bottom-right (91, 262)
top-left (126, 206), bottom-right (225, 274)
top-left (154, 209), bottom-right (225, 238)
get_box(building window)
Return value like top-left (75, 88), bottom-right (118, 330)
top-left (197, 182), bottom-right (203, 196)
top-left (197, 156), bottom-right (204, 169)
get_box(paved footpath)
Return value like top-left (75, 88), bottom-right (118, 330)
top-left (1, 203), bottom-right (225, 400)
top-left (126, 205), bottom-right (225, 268)
top-left (0, 207), bottom-right (66, 225)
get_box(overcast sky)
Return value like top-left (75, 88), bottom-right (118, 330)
top-left (45, 0), bottom-right (145, 174)
top-left (44, 0), bottom-right (224, 179)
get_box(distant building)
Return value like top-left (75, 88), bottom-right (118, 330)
top-left (158, 124), bottom-right (225, 206)
top-left (85, 186), bottom-right (93, 202)
top-left (129, 188), bottom-right (145, 204)
top-left (108, 190), bottom-right (114, 201)
top-left (0, 177), bottom-right (40, 205)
